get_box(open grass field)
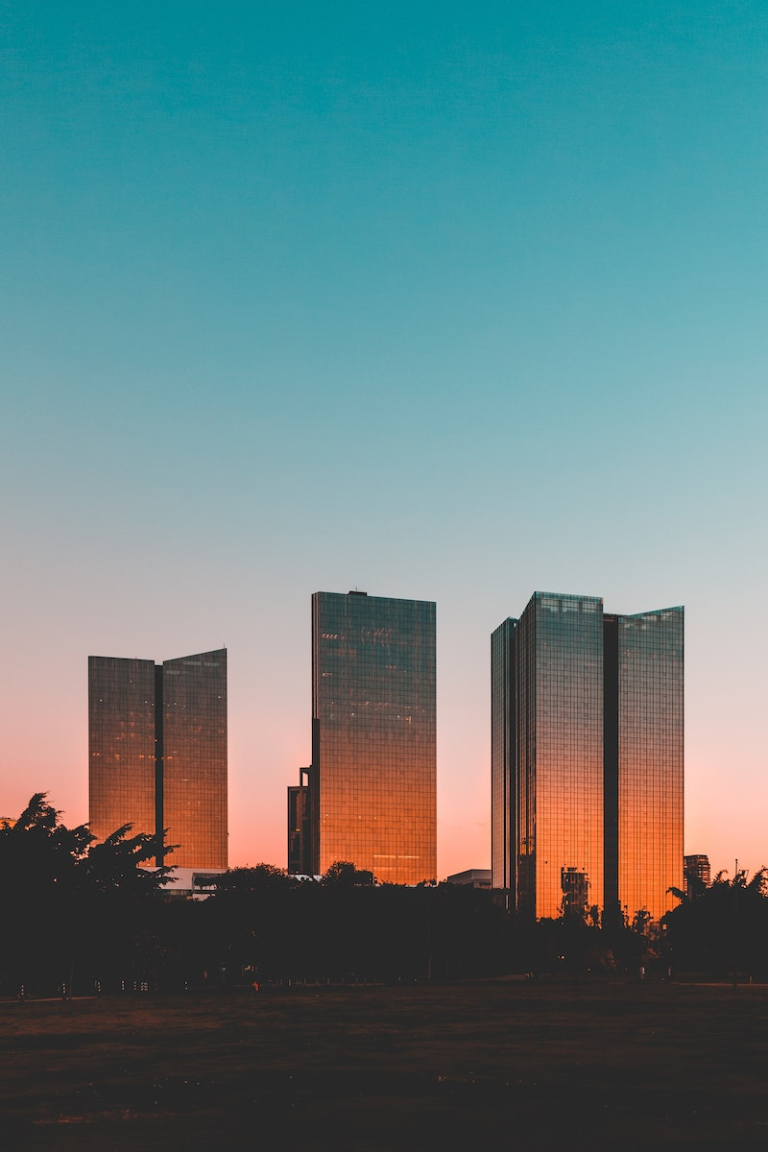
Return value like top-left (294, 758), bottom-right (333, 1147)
top-left (2, 980), bottom-right (767, 1150)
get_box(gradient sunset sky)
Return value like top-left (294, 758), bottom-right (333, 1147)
top-left (2, 1), bottom-right (766, 880)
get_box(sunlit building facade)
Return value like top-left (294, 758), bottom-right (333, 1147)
top-left (289, 591), bottom-right (436, 884)
top-left (492, 593), bottom-right (683, 923)
top-left (606, 608), bottom-right (684, 924)
top-left (89, 650), bottom-right (227, 870)
top-left (89, 657), bottom-right (157, 854)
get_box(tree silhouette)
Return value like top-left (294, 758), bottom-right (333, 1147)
top-left (663, 867), bottom-right (768, 978)
top-left (0, 794), bottom-right (170, 995)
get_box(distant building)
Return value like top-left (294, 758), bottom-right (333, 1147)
top-left (492, 592), bottom-right (683, 922)
top-left (446, 869), bottom-right (492, 889)
top-left (158, 868), bottom-right (227, 900)
top-left (289, 591), bottom-right (436, 885)
top-left (287, 768), bottom-right (313, 876)
top-left (684, 854), bottom-right (711, 896)
top-left (89, 650), bottom-right (227, 869)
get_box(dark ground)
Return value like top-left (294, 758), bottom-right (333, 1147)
top-left (1, 980), bottom-right (767, 1150)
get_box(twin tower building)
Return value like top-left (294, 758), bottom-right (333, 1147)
top-left (89, 589), bottom-right (683, 921)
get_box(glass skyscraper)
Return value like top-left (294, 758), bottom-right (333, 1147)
top-left (607, 608), bottom-right (684, 923)
top-left (289, 591), bottom-right (436, 884)
top-left (492, 593), bottom-right (683, 922)
top-left (89, 657), bottom-right (157, 857)
top-left (89, 649), bottom-right (227, 870)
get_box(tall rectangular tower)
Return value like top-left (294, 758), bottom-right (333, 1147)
top-left (605, 608), bottom-right (684, 923)
top-left (491, 593), bottom-right (683, 923)
top-left (491, 618), bottom-right (517, 892)
top-left (88, 657), bottom-right (157, 854)
top-left (514, 593), bottom-right (605, 920)
top-left (89, 649), bottom-right (227, 870)
top-left (290, 591), bottom-right (436, 884)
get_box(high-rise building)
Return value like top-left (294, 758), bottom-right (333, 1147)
top-left (288, 591), bottom-right (436, 884)
top-left (89, 649), bottom-right (227, 869)
top-left (491, 593), bottom-right (683, 923)
top-left (606, 608), bottom-right (684, 924)
top-left (89, 657), bottom-right (157, 855)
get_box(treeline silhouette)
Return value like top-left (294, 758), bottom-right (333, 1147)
top-left (3, 796), bottom-right (767, 996)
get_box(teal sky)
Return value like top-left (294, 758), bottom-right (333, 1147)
top-left (2, 1), bottom-right (767, 878)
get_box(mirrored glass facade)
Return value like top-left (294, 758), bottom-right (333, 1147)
top-left (517, 593), bottom-right (604, 919)
top-left (89, 656), bottom-right (157, 848)
top-left (308, 591), bottom-right (436, 885)
top-left (162, 650), bottom-right (228, 870)
top-left (491, 593), bottom-right (683, 922)
top-left (89, 649), bottom-right (227, 869)
top-left (615, 609), bottom-right (683, 922)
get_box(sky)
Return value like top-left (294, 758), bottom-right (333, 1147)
top-left (1, 0), bottom-right (767, 880)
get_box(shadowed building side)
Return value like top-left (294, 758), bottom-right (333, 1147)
top-left (491, 618), bottom-right (516, 893)
top-left (684, 853), bottom-right (711, 896)
top-left (287, 767), bottom-right (313, 876)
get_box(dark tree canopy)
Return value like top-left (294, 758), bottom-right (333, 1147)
top-left (4, 793), bottom-right (767, 996)
top-left (0, 794), bottom-right (170, 995)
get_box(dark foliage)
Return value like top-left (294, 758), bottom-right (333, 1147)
top-left (662, 867), bottom-right (768, 977)
top-left (0, 794), bottom-right (169, 996)
top-left (5, 795), bottom-right (768, 994)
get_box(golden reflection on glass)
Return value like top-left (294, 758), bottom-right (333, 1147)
top-left (162, 650), bottom-right (228, 870)
top-left (89, 650), bottom-right (227, 870)
top-left (517, 594), bottom-right (605, 920)
top-left (492, 594), bottom-right (683, 923)
top-left (312, 592), bottom-right (436, 885)
top-left (89, 656), bottom-right (157, 851)
top-left (617, 609), bottom-right (683, 922)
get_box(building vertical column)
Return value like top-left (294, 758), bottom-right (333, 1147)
top-left (288, 765), bottom-right (315, 875)
top-left (310, 718), bottom-right (320, 875)
top-left (603, 615), bottom-right (620, 926)
top-left (154, 662), bottom-right (164, 867)
top-left (491, 619), bottom-right (517, 894)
